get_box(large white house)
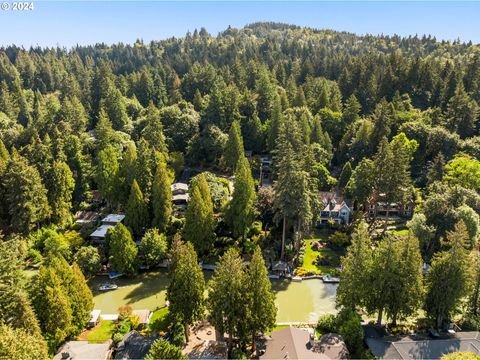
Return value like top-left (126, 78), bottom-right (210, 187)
top-left (319, 192), bottom-right (351, 225)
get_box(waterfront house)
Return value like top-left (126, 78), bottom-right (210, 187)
top-left (319, 192), bottom-right (351, 225)
top-left (54, 340), bottom-right (112, 360)
top-left (90, 214), bottom-right (125, 243)
top-left (261, 327), bottom-right (348, 359)
top-left (365, 330), bottom-right (480, 359)
top-left (114, 331), bottom-right (154, 360)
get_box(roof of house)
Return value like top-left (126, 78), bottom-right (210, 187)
top-left (90, 225), bottom-right (113, 239)
top-left (131, 310), bottom-right (152, 325)
top-left (173, 193), bottom-right (190, 202)
top-left (319, 192), bottom-right (351, 212)
top-left (75, 211), bottom-right (100, 224)
top-left (313, 333), bottom-right (349, 359)
top-left (272, 261), bottom-right (288, 271)
top-left (114, 331), bottom-right (154, 360)
top-left (54, 340), bottom-right (112, 360)
top-left (171, 182), bottom-right (189, 192)
top-left (101, 214), bottom-right (125, 224)
top-left (365, 331), bottom-right (480, 360)
top-left (261, 327), bottom-right (348, 360)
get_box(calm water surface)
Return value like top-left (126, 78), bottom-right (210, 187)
top-left (88, 270), bottom-right (337, 322)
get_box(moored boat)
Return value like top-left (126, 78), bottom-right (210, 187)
top-left (99, 283), bottom-right (118, 291)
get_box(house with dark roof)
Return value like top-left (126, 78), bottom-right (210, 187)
top-left (319, 192), bottom-right (351, 225)
top-left (365, 331), bottom-right (480, 359)
top-left (54, 340), bottom-right (112, 360)
top-left (261, 327), bottom-right (348, 360)
top-left (114, 331), bottom-right (154, 360)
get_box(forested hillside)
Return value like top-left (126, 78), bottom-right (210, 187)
top-left (1, 22), bottom-right (480, 357)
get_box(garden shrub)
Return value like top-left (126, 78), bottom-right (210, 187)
top-left (316, 314), bottom-right (337, 335)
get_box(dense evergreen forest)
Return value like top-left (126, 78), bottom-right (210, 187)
top-left (2, 22), bottom-right (480, 358)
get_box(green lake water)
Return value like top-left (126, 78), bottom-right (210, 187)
top-left (88, 270), bottom-right (337, 323)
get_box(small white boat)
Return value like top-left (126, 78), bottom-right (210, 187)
top-left (292, 276), bottom-right (303, 282)
top-left (99, 283), bottom-right (118, 291)
top-left (322, 274), bottom-right (340, 283)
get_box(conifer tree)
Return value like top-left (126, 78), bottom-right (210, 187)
top-left (0, 324), bottom-right (49, 359)
top-left (104, 87), bottom-right (129, 130)
top-left (386, 233), bottom-right (424, 325)
top-left (117, 142), bottom-right (137, 207)
top-left (108, 223), bottom-right (138, 275)
top-left (96, 144), bottom-right (119, 206)
top-left (125, 179), bottom-right (149, 237)
top-left (0, 138), bottom-right (9, 174)
top-left (167, 240), bottom-right (205, 343)
top-left (267, 95), bottom-right (284, 151)
top-left (245, 246), bottom-right (277, 352)
top-left (223, 120), bottom-right (244, 173)
top-left (135, 138), bottom-right (155, 198)
top-left (145, 338), bottom-right (187, 360)
top-left (208, 248), bottom-right (246, 353)
top-left (337, 221), bottom-right (373, 310)
top-left (425, 221), bottom-right (472, 328)
top-left (226, 156), bottom-right (256, 240)
top-left (427, 153), bottom-right (445, 185)
top-left (151, 160), bottom-right (172, 232)
top-left (294, 86), bottom-right (307, 107)
top-left (31, 266), bottom-right (73, 352)
top-left (46, 257), bottom-right (94, 335)
top-left (338, 161), bottom-right (353, 189)
top-left (0, 239), bottom-right (43, 336)
top-left (142, 103), bottom-right (168, 154)
top-left (47, 160), bottom-right (75, 225)
top-left (183, 174), bottom-right (215, 256)
top-left (342, 94), bottom-right (361, 127)
top-left (94, 107), bottom-right (114, 151)
top-left (2, 150), bottom-right (50, 233)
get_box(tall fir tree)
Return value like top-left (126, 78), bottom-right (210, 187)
top-left (183, 174), bottom-right (215, 256)
top-left (125, 179), bottom-right (149, 237)
top-left (117, 142), bottom-right (137, 207)
top-left (167, 240), bottom-right (205, 343)
top-left (151, 160), bottom-right (172, 232)
top-left (245, 246), bottom-right (277, 352)
top-left (425, 221), bottom-right (472, 328)
top-left (47, 161), bottom-right (75, 226)
top-left (2, 150), bottom-right (50, 233)
top-left (226, 156), bottom-right (256, 240)
top-left (96, 144), bottom-right (119, 206)
top-left (338, 161), bottom-right (353, 189)
top-left (208, 248), bottom-right (246, 353)
top-left (336, 221), bottom-right (373, 310)
top-left (223, 120), bottom-right (244, 173)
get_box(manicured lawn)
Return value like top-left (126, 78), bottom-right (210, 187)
top-left (80, 320), bottom-right (115, 342)
top-left (149, 307), bottom-right (170, 333)
top-left (302, 239), bottom-right (343, 275)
